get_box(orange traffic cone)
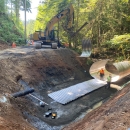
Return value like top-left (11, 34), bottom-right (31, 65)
top-left (12, 42), bottom-right (16, 48)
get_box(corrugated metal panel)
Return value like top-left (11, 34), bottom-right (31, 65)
top-left (113, 61), bottom-right (130, 72)
top-left (48, 79), bottom-right (106, 104)
top-left (48, 60), bottom-right (130, 104)
top-left (80, 51), bottom-right (91, 57)
top-left (90, 60), bottom-right (130, 82)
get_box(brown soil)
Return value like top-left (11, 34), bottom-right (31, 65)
top-left (0, 43), bottom-right (91, 130)
top-left (0, 42), bottom-right (130, 130)
top-left (0, 40), bottom-right (11, 50)
top-left (62, 84), bottom-right (130, 130)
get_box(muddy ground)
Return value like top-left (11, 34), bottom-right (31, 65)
top-left (0, 43), bottom-right (130, 130)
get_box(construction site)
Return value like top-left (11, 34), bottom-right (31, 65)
top-left (0, 41), bottom-right (129, 130)
top-left (0, 0), bottom-right (130, 129)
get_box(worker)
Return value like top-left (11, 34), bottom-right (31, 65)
top-left (106, 74), bottom-right (112, 89)
top-left (97, 68), bottom-right (105, 80)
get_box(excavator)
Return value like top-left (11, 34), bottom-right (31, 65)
top-left (31, 4), bottom-right (74, 49)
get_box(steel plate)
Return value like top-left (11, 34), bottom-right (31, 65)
top-left (48, 79), bottom-right (106, 104)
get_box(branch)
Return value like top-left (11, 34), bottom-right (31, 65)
top-left (70, 22), bottom-right (88, 37)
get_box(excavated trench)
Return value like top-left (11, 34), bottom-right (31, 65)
top-left (0, 46), bottom-right (130, 130)
top-left (21, 78), bottom-right (130, 130)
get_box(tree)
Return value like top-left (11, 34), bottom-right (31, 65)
top-left (26, 20), bottom-right (35, 36)
top-left (10, 0), bottom-right (31, 25)
top-left (0, 0), bottom-right (6, 13)
top-left (34, 0), bottom-right (130, 52)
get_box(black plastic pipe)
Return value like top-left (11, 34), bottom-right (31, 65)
top-left (12, 88), bottom-right (34, 98)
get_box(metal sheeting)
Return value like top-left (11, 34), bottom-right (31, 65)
top-left (80, 51), bottom-right (91, 57)
top-left (113, 61), bottom-right (130, 72)
top-left (89, 60), bottom-right (109, 74)
top-left (80, 39), bottom-right (92, 57)
top-left (90, 60), bottom-right (130, 82)
top-left (48, 79), bottom-right (106, 104)
top-left (48, 60), bottom-right (130, 104)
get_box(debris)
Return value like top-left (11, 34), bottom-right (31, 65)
top-left (29, 94), bottom-right (49, 106)
top-left (44, 111), bottom-right (52, 117)
top-left (51, 112), bottom-right (57, 119)
top-left (39, 101), bottom-right (45, 107)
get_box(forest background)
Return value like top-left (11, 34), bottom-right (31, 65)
top-left (0, 0), bottom-right (130, 61)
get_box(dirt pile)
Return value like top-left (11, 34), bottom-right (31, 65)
top-left (0, 40), bottom-right (11, 50)
top-left (0, 101), bottom-right (36, 130)
top-left (0, 45), bottom-right (130, 130)
top-left (0, 47), bottom-right (91, 130)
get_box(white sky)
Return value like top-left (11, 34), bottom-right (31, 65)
top-left (20, 0), bottom-right (40, 21)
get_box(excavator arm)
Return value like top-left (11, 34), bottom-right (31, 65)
top-left (44, 4), bottom-right (74, 39)
top-left (33, 4), bottom-right (74, 49)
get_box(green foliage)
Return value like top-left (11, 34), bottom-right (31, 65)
top-left (86, 58), bottom-right (93, 65)
top-left (26, 20), bottom-right (35, 36)
top-left (0, 0), bottom-right (5, 13)
top-left (104, 34), bottom-right (130, 61)
top-left (72, 47), bottom-right (82, 55)
top-left (28, 0), bottom-right (130, 60)
top-left (111, 34), bottom-right (130, 45)
top-left (0, 13), bottom-right (24, 45)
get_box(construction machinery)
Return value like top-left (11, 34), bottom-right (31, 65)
top-left (31, 4), bottom-right (74, 49)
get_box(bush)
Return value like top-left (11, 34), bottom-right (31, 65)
top-left (0, 13), bottom-right (24, 45)
top-left (103, 34), bottom-right (130, 61)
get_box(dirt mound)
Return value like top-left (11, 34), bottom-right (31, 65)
top-left (0, 47), bottom-right (91, 130)
top-left (0, 46), bottom-right (130, 130)
top-left (0, 40), bottom-right (11, 50)
top-left (0, 101), bottom-right (36, 130)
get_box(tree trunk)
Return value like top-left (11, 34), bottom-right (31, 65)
top-left (11, 0), bottom-right (12, 17)
top-left (74, 0), bottom-right (80, 49)
top-left (15, 0), bottom-right (20, 26)
top-left (0, 0), bottom-right (5, 13)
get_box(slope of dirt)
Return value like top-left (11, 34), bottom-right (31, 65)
top-left (63, 83), bottom-right (130, 130)
top-left (0, 101), bottom-right (36, 130)
top-left (0, 46), bottom-right (93, 130)
top-left (0, 45), bottom-right (130, 130)
top-left (0, 40), bottom-right (11, 50)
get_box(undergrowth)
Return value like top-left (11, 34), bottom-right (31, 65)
top-left (0, 13), bottom-right (25, 45)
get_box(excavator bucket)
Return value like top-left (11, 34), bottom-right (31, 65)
top-left (80, 39), bottom-right (92, 57)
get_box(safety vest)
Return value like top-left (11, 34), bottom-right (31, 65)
top-left (100, 69), bottom-right (104, 74)
top-left (107, 76), bottom-right (111, 82)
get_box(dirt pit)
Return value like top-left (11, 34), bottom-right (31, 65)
top-left (0, 44), bottom-right (130, 130)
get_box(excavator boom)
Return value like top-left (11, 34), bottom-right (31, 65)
top-left (32, 4), bottom-right (74, 49)
top-left (45, 4), bottom-right (74, 38)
